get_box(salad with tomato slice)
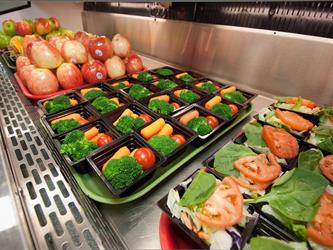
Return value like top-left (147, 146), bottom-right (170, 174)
top-left (274, 96), bottom-right (320, 115)
top-left (166, 170), bottom-right (255, 249)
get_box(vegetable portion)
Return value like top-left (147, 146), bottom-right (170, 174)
top-left (155, 68), bottom-right (174, 77)
top-left (132, 72), bottom-right (154, 82)
top-left (44, 95), bottom-right (77, 113)
top-left (148, 99), bottom-right (174, 115)
top-left (91, 96), bottom-right (120, 114)
top-left (80, 87), bottom-right (104, 100)
top-left (244, 122), bottom-right (267, 148)
top-left (223, 91), bottom-right (247, 104)
top-left (195, 80), bottom-right (218, 93)
top-left (250, 236), bottom-right (307, 250)
top-left (274, 96), bottom-right (319, 115)
top-left (153, 79), bottom-right (177, 90)
top-left (319, 155), bottom-right (333, 181)
top-left (204, 96), bottom-right (239, 118)
top-left (174, 89), bottom-right (200, 104)
top-left (179, 110), bottom-right (217, 136)
top-left (148, 135), bottom-right (179, 156)
top-left (307, 125), bottom-right (333, 153)
top-left (128, 84), bottom-right (151, 100)
top-left (111, 80), bottom-right (131, 89)
top-left (51, 118), bottom-right (81, 134)
top-left (176, 72), bottom-right (194, 82)
top-left (60, 130), bottom-right (98, 161)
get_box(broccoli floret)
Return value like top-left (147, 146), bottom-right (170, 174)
top-left (148, 99), bottom-right (174, 115)
top-left (156, 79), bottom-right (177, 90)
top-left (187, 117), bottom-right (213, 136)
top-left (103, 156), bottom-right (143, 190)
top-left (128, 84), bottom-right (150, 101)
top-left (156, 68), bottom-right (174, 77)
top-left (115, 115), bottom-right (145, 135)
top-left (84, 89), bottom-right (104, 100)
top-left (51, 118), bottom-right (81, 134)
top-left (148, 135), bottom-right (179, 156)
top-left (91, 96), bottom-right (118, 114)
top-left (211, 103), bottom-right (233, 119)
top-left (137, 72), bottom-right (153, 82)
top-left (45, 95), bottom-right (71, 113)
top-left (179, 90), bottom-right (200, 104)
top-left (223, 91), bottom-right (247, 104)
top-left (60, 130), bottom-right (97, 161)
top-left (179, 73), bottom-right (194, 82)
top-left (114, 82), bottom-right (127, 89)
top-left (200, 82), bottom-right (217, 93)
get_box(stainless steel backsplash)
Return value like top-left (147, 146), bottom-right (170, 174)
top-left (82, 11), bottom-right (333, 104)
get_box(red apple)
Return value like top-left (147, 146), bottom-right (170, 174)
top-left (26, 68), bottom-right (59, 95)
top-left (125, 53), bottom-right (144, 73)
top-left (48, 35), bottom-right (70, 52)
top-left (89, 36), bottom-right (113, 62)
top-left (56, 63), bottom-right (84, 89)
top-left (15, 20), bottom-right (32, 36)
top-left (23, 34), bottom-right (42, 55)
top-left (81, 60), bottom-right (107, 84)
top-left (61, 40), bottom-right (88, 64)
top-left (49, 17), bottom-right (60, 30)
top-left (18, 64), bottom-right (35, 86)
top-left (112, 34), bottom-right (131, 58)
top-left (26, 40), bottom-right (63, 69)
top-left (34, 18), bottom-right (52, 35)
top-left (16, 56), bottom-right (31, 70)
top-left (105, 56), bottom-right (126, 79)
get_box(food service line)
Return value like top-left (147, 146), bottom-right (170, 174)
top-left (0, 52), bottom-right (273, 249)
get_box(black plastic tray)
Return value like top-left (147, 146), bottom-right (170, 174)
top-left (86, 134), bottom-right (165, 197)
top-left (172, 104), bottom-right (229, 144)
top-left (140, 90), bottom-right (187, 116)
top-left (41, 105), bottom-right (98, 138)
top-left (102, 102), bottom-right (160, 135)
top-left (171, 84), bottom-right (209, 105)
top-left (137, 116), bottom-right (197, 166)
top-left (38, 91), bottom-right (87, 116)
top-left (53, 119), bottom-right (120, 173)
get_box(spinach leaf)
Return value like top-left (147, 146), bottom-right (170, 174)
top-left (179, 171), bottom-right (216, 207)
top-left (252, 168), bottom-right (328, 222)
top-left (213, 144), bottom-right (256, 177)
top-left (244, 122), bottom-right (267, 147)
top-left (318, 139), bottom-right (333, 153)
top-left (311, 125), bottom-right (333, 153)
top-left (298, 148), bottom-right (323, 173)
top-left (250, 236), bottom-right (307, 250)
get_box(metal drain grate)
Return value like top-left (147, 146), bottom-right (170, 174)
top-left (0, 61), bottom-right (108, 249)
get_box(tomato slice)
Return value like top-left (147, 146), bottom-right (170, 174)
top-left (171, 102), bottom-right (180, 109)
top-left (206, 115), bottom-right (219, 128)
top-left (262, 125), bottom-right (299, 159)
top-left (231, 176), bottom-right (270, 191)
top-left (97, 134), bottom-right (112, 147)
top-left (139, 114), bottom-right (152, 124)
top-left (134, 147), bottom-right (156, 170)
top-left (275, 109), bottom-right (314, 132)
top-left (320, 155), bottom-right (333, 182)
top-left (171, 134), bottom-right (186, 145)
top-left (233, 153), bottom-right (281, 185)
top-left (229, 104), bottom-right (239, 115)
top-left (286, 97), bottom-right (317, 109)
top-left (195, 177), bottom-right (243, 228)
top-left (307, 191), bottom-right (333, 247)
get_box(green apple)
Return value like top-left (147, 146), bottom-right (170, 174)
top-left (0, 34), bottom-right (11, 49)
top-left (2, 19), bottom-right (16, 37)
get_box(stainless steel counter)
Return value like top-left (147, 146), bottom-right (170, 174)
top-left (97, 55), bottom-right (275, 249)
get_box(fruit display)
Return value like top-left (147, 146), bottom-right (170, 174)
top-left (0, 17), bottom-right (145, 98)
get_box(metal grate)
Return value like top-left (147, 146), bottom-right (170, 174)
top-left (0, 61), bottom-right (126, 249)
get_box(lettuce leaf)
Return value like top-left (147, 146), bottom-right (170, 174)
top-left (298, 148), bottom-right (323, 174)
top-left (250, 236), bottom-right (307, 250)
top-left (244, 122), bottom-right (267, 147)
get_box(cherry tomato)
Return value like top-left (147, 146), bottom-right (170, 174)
top-left (171, 102), bottom-right (180, 109)
top-left (134, 147), bottom-right (156, 170)
top-left (229, 104), bottom-right (239, 115)
top-left (139, 114), bottom-right (152, 124)
top-left (320, 155), bottom-right (333, 182)
top-left (206, 115), bottom-right (219, 128)
top-left (275, 109), bottom-right (313, 132)
top-left (171, 134), bottom-right (186, 145)
top-left (262, 125), bottom-right (299, 159)
top-left (307, 191), bottom-right (333, 247)
top-left (97, 134), bottom-right (112, 147)
top-left (196, 177), bottom-right (243, 228)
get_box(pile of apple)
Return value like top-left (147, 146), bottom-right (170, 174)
top-left (16, 31), bottom-right (144, 96)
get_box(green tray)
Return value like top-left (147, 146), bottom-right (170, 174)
top-left (70, 105), bottom-right (253, 204)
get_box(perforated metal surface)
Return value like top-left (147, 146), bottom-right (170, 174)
top-left (0, 61), bottom-right (108, 249)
